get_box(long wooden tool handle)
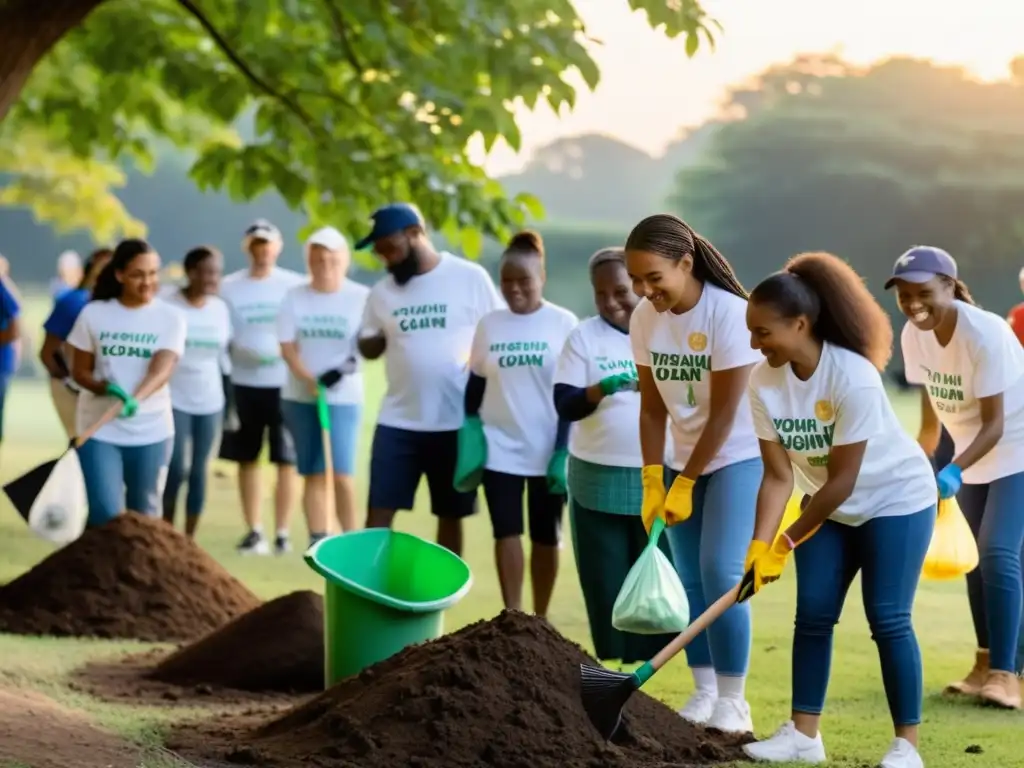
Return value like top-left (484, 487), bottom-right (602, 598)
top-left (321, 426), bottom-right (336, 532)
top-left (73, 402), bottom-right (123, 448)
top-left (649, 584), bottom-right (740, 671)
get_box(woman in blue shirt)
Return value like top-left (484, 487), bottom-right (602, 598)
top-left (0, 267), bottom-right (21, 449)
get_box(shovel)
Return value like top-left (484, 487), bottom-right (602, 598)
top-left (580, 584), bottom-right (740, 740)
top-left (316, 357), bottom-right (358, 534)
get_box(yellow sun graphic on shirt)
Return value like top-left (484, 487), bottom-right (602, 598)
top-left (814, 400), bottom-right (835, 422)
top-left (688, 332), bottom-right (707, 352)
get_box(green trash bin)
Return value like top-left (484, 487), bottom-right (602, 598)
top-left (304, 528), bottom-right (473, 687)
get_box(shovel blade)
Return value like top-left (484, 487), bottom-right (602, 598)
top-left (580, 663), bottom-right (638, 740)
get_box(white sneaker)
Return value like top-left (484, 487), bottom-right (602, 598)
top-left (706, 697), bottom-right (754, 734)
top-left (743, 721), bottom-right (827, 764)
top-left (880, 738), bottom-right (923, 768)
top-left (677, 688), bottom-right (718, 724)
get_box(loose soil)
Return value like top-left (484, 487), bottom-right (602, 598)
top-left (73, 591), bottom-right (326, 705)
top-left (0, 512), bottom-right (261, 641)
top-left (0, 686), bottom-right (140, 768)
top-left (169, 610), bottom-right (750, 768)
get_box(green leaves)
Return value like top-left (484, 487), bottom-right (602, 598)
top-left (3, 0), bottom-right (716, 250)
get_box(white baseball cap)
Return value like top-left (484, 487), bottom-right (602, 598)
top-left (241, 219), bottom-right (282, 251)
top-left (306, 226), bottom-right (348, 252)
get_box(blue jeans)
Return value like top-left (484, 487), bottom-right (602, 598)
top-left (280, 400), bottom-right (361, 477)
top-left (163, 409), bottom-right (221, 520)
top-left (665, 457), bottom-right (761, 676)
top-left (957, 471), bottom-right (1024, 674)
top-left (77, 438), bottom-right (173, 527)
top-left (793, 506), bottom-right (936, 725)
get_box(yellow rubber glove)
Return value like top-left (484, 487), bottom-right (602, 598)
top-left (744, 539), bottom-right (770, 573)
top-left (640, 465), bottom-right (667, 533)
top-left (737, 537), bottom-right (792, 602)
top-left (665, 474), bottom-right (696, 524)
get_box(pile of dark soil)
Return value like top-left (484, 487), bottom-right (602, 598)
top-left (0, 512), bottom-right (261, 641)
top-left (148, 589), bottom-right (325, 692)
top-left (168, 610), bottom-right (749, 768)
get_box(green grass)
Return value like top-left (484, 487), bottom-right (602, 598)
top-left (0, 364), bottom-right (1018, 767)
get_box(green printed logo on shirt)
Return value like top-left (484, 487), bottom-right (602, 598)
top-left (186, 324), bottom-right (222, 350)
top-left (237, 301), bottom-right (279, 325)
top-left (775, 402), bottom-right (834, 467)
top-left (920, 366), bottom-right (964, 413)
top-left (299, 315), bottom-right (350, 340)
top-left (595, 355), bottom-right (636, 374)
top-left (100, 331), bottom-right (156, 359)
top-left (491, 341), bottom-right (548, 368)
top-left (394, 303), bottom-right (446, 332)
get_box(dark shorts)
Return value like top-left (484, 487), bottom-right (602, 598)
top-left (482, 469), bottom-right (565, 545)
top-left (368, 424), bottom-right (476, 518)
top-left (218, 384), bottom-right (296, 465)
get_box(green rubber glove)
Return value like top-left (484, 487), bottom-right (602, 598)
top-left (105, 381), bottom-right (139, 418)
top-left (599, 371), bottom-right (638, 396)
top-left (453, 416), bottom-right (487, 493)
top-left (546, 447), bottom-right (569, 495)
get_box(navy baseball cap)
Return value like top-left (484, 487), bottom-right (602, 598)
top-left (354, 203), bottom-right (425, 250)
top-left (884, 246), bottom-right (958, 290)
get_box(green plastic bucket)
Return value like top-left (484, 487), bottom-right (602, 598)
top-left (304, 529), bottom-right (473, 687)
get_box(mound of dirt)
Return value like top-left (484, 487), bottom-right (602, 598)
top-left (0, 512), bottom-right (261, 641)
top-left (169, 610), bottom-right (749, 768)
top-left (147, 589), bottom-right (325, 692)
top-left (0, 686), bottom-right (140, 768)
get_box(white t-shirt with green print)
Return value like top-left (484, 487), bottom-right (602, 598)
top-left (901, 300), bottom-right (1024, 484)
top-left (749, 342), bottom-right (936, 526)
top-left (471, 301), bottom-right (578, 476)
top-left (163, 291), bottom-right (232, 416)
top-left (67, 298), bottom-right (188, 446)
top-left (629, 283), bottom-right (761, 474)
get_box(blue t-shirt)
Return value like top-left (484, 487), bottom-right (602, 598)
top-left (43, 287), bottom-right (90, 341)
top-left (0, 281), bottom-right (20, 377)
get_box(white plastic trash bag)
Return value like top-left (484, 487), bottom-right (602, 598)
top-left (611, 521), bottom-right (690, 635)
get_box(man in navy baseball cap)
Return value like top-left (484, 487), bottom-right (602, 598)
top-left (355, 203), bottom-right (430, 286)
top-left (884, 245), bottom-right (958, 290)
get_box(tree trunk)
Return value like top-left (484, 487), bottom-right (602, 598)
top-left (0, 0), bottom-right (106, 122)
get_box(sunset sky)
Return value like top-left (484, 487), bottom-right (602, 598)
top-left (473, 0), bottom-right (1024, 174)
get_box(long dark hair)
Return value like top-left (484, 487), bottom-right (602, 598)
top-left (77, 248), bottom-right (113, 290)
top-left (91, 239), bottom-right (153, 302)
top-left (944, 275), bottom-right (977, 306)
top-left (625, 214), bottom-right (747, 299)
top-left (750, 251), bottom-right (893, 371)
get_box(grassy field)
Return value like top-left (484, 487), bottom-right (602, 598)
top-left (0, 362), bottom-right (1018, 767)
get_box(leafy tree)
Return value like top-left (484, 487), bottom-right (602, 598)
top-left (0, 0), bottom-right (718, 256)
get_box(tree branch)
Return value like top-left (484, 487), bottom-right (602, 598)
top-left (322, 0), bottom-right (365, 74)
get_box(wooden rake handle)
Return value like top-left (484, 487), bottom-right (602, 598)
top-left (72, 402), bottom-right (125, 448)
top-left (649, 583), bottom-right (741, 672)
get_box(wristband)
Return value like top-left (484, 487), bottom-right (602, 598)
top-left (782, 531), bottom-right (796, 551)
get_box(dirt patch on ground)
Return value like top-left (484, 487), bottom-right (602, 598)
top-left (0, 512), bottom-right (261, 642)
top-left (168, 610), bottom-right (750, 768)
top-left (0, 686), bottom-right (140, 768)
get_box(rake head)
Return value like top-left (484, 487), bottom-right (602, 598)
top-left (579, 663), bottom-right (639, 741)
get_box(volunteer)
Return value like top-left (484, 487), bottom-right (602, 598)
top-left (554, 246), bottom-right (677, 662)
top-left (50, 250), bottom-right (83, 300)
top-left (356, 202), bottom-right (503, 556)
top-left (39, 248), bottom-right (113, 437)
top-left (739, 251), bottom-right (936, 768)
top-left (67, 239), bottom-right (187, 526)
top-left (0, 259), bottom-right (20, 449)
top-left (887, 245), bottom-right (1024, 709)
top-left (161, 246), bottom-right (232, 538)
top-left (279, 227), bottom-right (369, 545)
top-left (627, 213), bottom-right (761, 734)
top-left (457, 231), bottom-right (576, 617)
top-left (220, 219), bottom-right (305, 555)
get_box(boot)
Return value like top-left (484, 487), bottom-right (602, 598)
top-left (979, 670), bottom-right (1022, 709)
top-left (944, 649), bottom-right (989, 696)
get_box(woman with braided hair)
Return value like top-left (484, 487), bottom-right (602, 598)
top-left (627, 213), bottom-right (761, 734)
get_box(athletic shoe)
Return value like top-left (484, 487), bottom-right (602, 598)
top-left (879, 737), bottom-right (923, 768)
top-left (705, 697), bottom-right (753, 734)
top-left (274, 534), bottom-right (292, 556)
top-left (677, 689), bottom-right (717, 724)
top-left (978, 670), bottom-right (1021, 709)
top-left (743, 721), bottom-right (826, 764)
top-left (236, 530), bottom-right (269, 555)
top-left (944, 649), bottom-right (989, 696)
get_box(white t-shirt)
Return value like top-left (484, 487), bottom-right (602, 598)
top-left (554, 317), bottom-right (644, 468)
top-left (470, 302), bottom-right (578, 475)
top-left (749, 343), bottom-right (936, 527)
top-left (220, 266), bottom-right (305, 388)
top-left (360, 252), bottom-right (504, 431)
top-left (162, 291), bottom-right (232, 416)
top-left (67, 298), bottom-right (188, 446)
top-left (629, 284), bottom-right (761, 474)
top-left (278, 280), bottom-right (371, 406)
top-left (901, 300), bottom-right (1024, 484)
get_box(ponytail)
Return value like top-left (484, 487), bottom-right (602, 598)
top-left (951, 277), bottom-right (977, 306)
top-left (90, 238), bottom-right (153, 303)
top-left (749, 251), bottom-right (893, 371)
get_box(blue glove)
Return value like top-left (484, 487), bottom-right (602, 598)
top-left (937, 463), bottom-right (963, 500)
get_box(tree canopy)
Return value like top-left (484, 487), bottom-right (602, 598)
top-left (0, 0), bottom-right (718, 255)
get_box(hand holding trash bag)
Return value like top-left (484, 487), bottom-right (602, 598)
top-left (922, 496), bottom-right (978, 580)
top-left (453, 415), bottom-right (487, 492)
top-left (611, 519), bottom-right (690, 634)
